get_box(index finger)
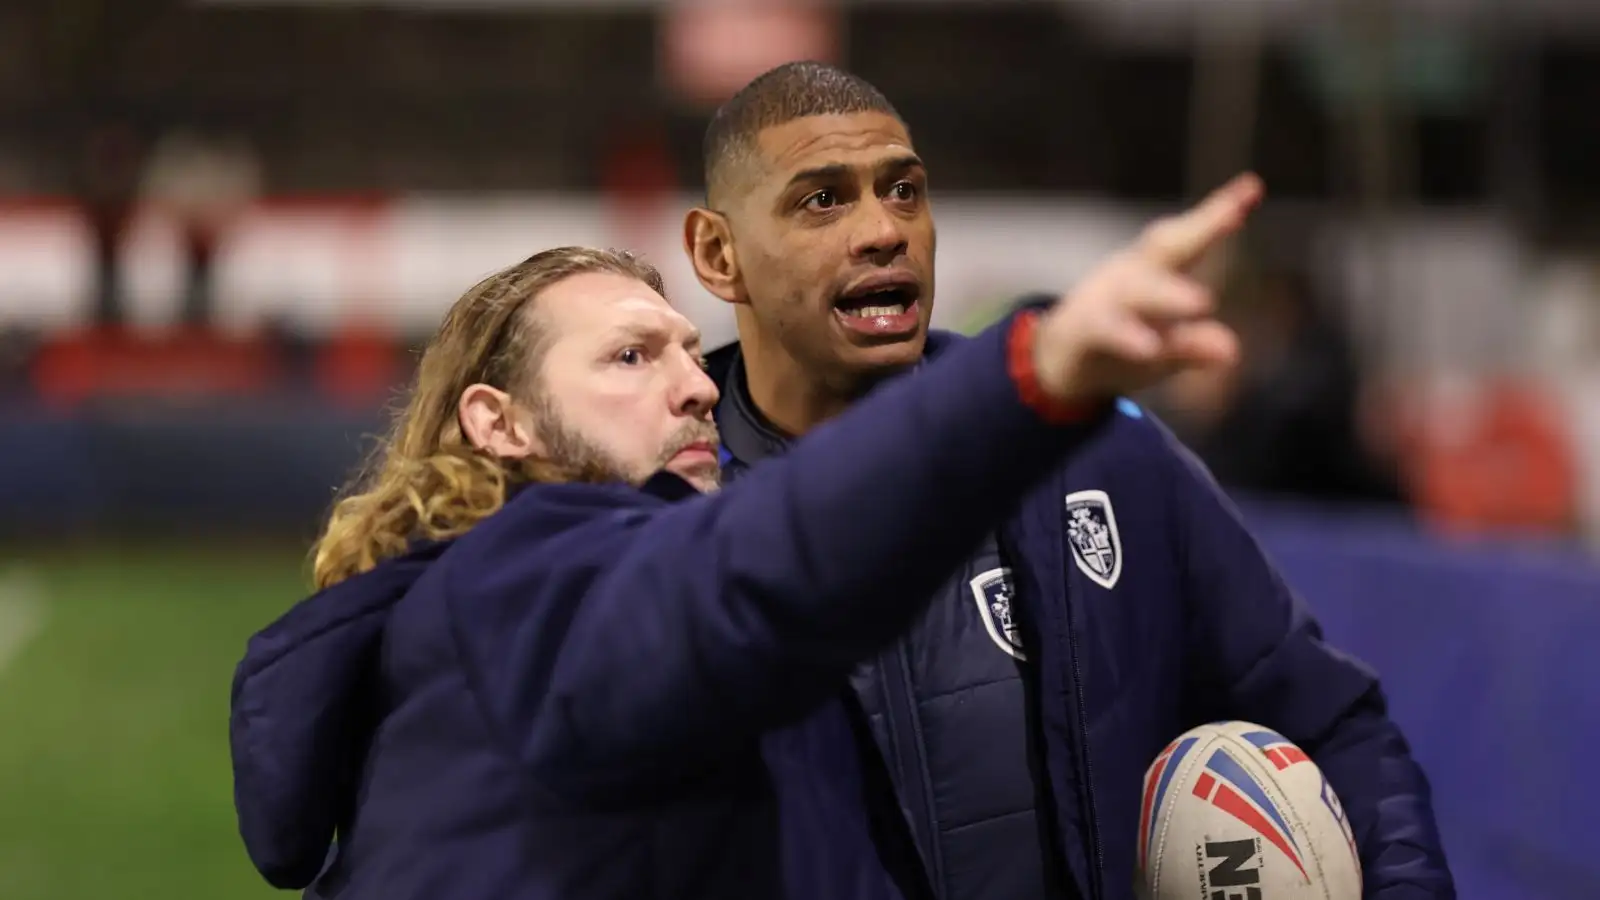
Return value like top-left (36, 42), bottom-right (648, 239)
top-left (1136, 173), bottom-right (1264, 270)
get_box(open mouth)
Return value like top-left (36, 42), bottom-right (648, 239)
top-left (832, 274), bottom-right (923, 339)
top-left (836, 284), bottom-right (918, 319)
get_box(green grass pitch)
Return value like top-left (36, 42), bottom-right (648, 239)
top-left (0, 544), bottom-right (310, 899)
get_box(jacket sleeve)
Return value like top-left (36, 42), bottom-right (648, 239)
top-left (1161, 426), bottom-right (1455, 899)
top-left (451, 318), bottom-right (1108, 802)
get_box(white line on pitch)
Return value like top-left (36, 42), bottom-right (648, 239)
top-left (0, 569), bottom-right (48, 674)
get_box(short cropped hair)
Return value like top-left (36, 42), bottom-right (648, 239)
top-left (702, 61), bottom-right (902, 205)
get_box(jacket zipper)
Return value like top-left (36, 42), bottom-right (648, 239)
top-left (1067, 627), bottom-right (1106, 900)
top-left (1004, 521), bottom-right (1106, 900)
top-left (878, 642), bottom-right (944, 894)
top-left (1047, 494), bottom-right (1107, 900)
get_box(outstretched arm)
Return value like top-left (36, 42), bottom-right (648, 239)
top-left (455, 317), bottom-right (1105, 801)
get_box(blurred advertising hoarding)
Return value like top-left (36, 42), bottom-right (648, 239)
top-left (0, 193), bottom-right (1530, 374)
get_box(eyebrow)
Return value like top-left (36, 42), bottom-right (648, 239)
top-left (782, 154), bottom-right (925, 193)
top-left (609, 322), bottom-right (702, 348)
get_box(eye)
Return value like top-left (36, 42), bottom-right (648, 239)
top-left (617, 347), bottom-right (647, 366)
top-left (697, 356), bottom-right (710, 372)
top-left (889, 181), bottom-right (919, 202)
top-left (802, 189), bottom-right (838, 212)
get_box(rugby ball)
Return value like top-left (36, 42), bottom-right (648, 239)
top-left (1136, 721), bottom-right (1362, 900)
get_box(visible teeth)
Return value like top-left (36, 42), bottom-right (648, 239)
top-left (845, 304), bottom-right (907, 318)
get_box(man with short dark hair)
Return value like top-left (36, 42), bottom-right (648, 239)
top-left (685, 61), bottom-right (1453, 900)
top-left (695, 63), bottom-right (925, 430)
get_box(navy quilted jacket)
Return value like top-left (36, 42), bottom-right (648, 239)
top-left (708, 319), bottom-right (1455, 900)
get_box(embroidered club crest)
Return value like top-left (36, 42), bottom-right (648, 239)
top-left (1064, 489), bottom-right (1122, 589)
top-left (969, 567), bottom-right (1025, 660)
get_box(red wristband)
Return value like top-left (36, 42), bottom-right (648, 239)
top-left (1006, 311), bottom-right (1098, 424)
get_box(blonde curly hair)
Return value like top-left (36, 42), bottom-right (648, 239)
top-left (311, 246), bottom-right (666, 590)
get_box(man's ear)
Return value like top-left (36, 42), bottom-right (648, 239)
top-left (683, 206), bottom-right (744, 305)
top-left (458, 384), bottom-right (540, 459)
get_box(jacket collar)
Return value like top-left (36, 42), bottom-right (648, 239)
top-left (709, 331), bottom-right (965, 469)
top-left (708, 344), bottom-right (793, 468)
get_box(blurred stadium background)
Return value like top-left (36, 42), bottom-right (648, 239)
top-left (0, 0), bottom-right (1597, 897)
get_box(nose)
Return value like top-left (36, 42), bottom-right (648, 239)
top-left (670, 355), bottom-right (720, 420)
top-left (849, 198), bottom-right (909, 264)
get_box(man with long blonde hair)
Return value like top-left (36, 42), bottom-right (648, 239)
top-left (307, 246), bottom-right (720, 591)
top-left (230, 217), bottom-right (1245, 898)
